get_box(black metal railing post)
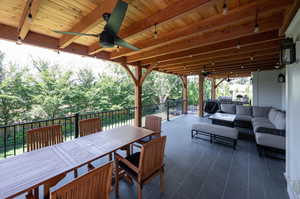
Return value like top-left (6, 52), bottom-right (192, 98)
top-left (74, 113), bottom-right (79, 138)
top-left (167, 101), bottom-right (170, 121)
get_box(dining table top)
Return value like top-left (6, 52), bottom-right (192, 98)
top-left (0, 125), bottom-right (154, 199)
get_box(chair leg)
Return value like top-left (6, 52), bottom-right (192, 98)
top-left (115, 159), bottom-right (120, 198)
top-left (109, 153), bottom-right (113, 161)
top-left (126, 146), bottom-right (131, 157)
top-left (160, 168), bottom-right (165, 193)
top-left (74, 169), bottom-right (78, 178)
top-left (137, 183), bottom-right (143, 199)
top-left (44, 173), bottom-right (66, 199)
top-left (88, 163), bottom-right (95, 170)
top-left (26, 191), bottom-right (34, 199)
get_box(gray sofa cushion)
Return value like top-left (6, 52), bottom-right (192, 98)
top-left (272, 111), bottom-right (286, 130)
top-left (220, 104), bottom-right (236, 114)
top-left (255, 127), bottom-right (285, 136)
top-left (255, 132), bottom-right (285, 150)
top-left (252, 106), bottom-right (271, 118)
top-left (252, 120), bottom-right (275, 133)
top-left (252, 117), bottom-right (270, 123)
top-left (235, 115), bottom-right (252, 122)
top-left (268, 108), bottom-right (279, 121)
top-left (236, 105), bottom-right (252, 116)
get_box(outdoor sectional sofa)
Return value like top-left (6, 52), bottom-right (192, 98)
top-left (219, 103), bottom-right (286, 154)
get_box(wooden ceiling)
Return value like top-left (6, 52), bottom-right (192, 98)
top-left (0, 0), bottom-right (298, 78)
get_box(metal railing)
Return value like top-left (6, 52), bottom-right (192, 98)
top-left (0, 101), bottom-right (184, 159)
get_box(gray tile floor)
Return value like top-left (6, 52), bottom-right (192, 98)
top-left (16, 115), bottom-right (288, 199)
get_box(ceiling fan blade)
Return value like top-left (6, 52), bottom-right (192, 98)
top-left (106, 0), bottom-right (128, 34)
top-left (52, 30), bottom-right (99, 37)
top-left (115, 37), bottom-right (139, 51)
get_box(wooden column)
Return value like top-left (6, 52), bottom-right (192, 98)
top-left (198, 74), bottom-right (204, 117)
top-left (134, 66), bottom-right (142, 127)
top-left (211, 78), bottom-right (216, 100)
top-left (181, 76), bottom-right (188, 114)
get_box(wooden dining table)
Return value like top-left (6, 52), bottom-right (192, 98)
top-left (0, 125), bottom-right (154, 199)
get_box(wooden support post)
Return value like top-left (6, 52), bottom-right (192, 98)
top-left (181, 76), bottom-right (188, 114)
top-left (135, 66), bottom-right (142, 127)
top-left (211, 78), bottom-right (216, 100)
top-left (198, 74), bottom-right (204, 117)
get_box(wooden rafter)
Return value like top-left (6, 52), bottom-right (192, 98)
top-left (110, 0), bottom-right (291, 59)
top-left (58, 0), bottom-right (118, 48)
top-left (279, 0), bottom-right (300, 36)
top-left (157, 47), bottom-right (280, 68)
top-left (127, 13), bottom-right (284, 63)
top-left (88, 0), bottom-right (212, 55)
top-left (215, 78), bottom-right (226, 89)
top-left (139, 64), bottom-right (157, 86)
top-left (18, 0), bottom-right (42, 40)
top-left (139, 31), bottom-right (281, 65)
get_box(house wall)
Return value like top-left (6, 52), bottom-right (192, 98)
top-left (252, 69), bottom-right (285, 110)
top-left (285, 9), bottom-right (300, 199)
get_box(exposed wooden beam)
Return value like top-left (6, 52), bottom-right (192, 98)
top-left (215, 78), bottom-right (226, 89)
top-left (88, 0), bottom-right (212, 55)
top-left (139, 64), bottom-right (157, 86)
top-left (110, 0), bottom-right (291, 59)
top-left (1, 23), bottom-right (111, 63)
top-left (157, 46), bottom-right (280, 68)
top-left (18, 0), bottom-right (42, 40)
top-left (139, 31), bottom-right (282, 65)
top-left (127, 14), bottom-right (283, 63)
top-left (161, 53), bottom-right (279, 70)
top-left (59, 0), bottom-right (118, 48)
top-left (279, 0), bottom-right (300, 36)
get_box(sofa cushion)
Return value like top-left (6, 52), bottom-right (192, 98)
top-left (255, 127), bottom-right (286, 136)
top-left (255, 132), bottom-right (285, 150)
top-left (220, 104), bottom-right (236, 114)
top-left (235, 115), bottom-right (252, 122)
top-left (252, 120), bottom-right (275, 133)
top-left (252, 117), bottom-right (270, 123)
top-left (272, 111), bottom-right (286, 130)
top-left (268, 108), bottom-right (279, 121)
top-left (252, 106), bottom-right (271, 118)
top-left (236, 105), bottom-right (252, 116)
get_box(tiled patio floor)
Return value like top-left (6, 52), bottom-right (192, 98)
top-left (16, 114), bottom-right (288, 199)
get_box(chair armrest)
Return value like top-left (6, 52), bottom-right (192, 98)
top-left (256, 127), bottom-right (286, 137)
top-left (115, 153), bottom-right (139, 173)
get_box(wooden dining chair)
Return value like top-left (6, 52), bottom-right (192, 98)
top-left (51, 162), bottom-right (113, 199)
top-left (115, 136), bottom-right (167, 199)
top-left (135, 115), bottom-right (162, 146)
top-left (79, 117), bottom-right (102, 137)
top-left (26, 125), bottom-right (65, 199)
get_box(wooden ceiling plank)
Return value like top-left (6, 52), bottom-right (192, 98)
top-left (110, 0), bottom-right (292, 59)
top-left (18, 0), bottom-right (42, 40)
top-left (127, 13), bottom-right (284, 63)
top-left (59, 0), bottom-right (118, 48)
top-left (140, 31), bottom-right (282, 65)
top-left (157, 45), bottom-right (280, 68)
top-left (88, 0), bottom-right (212, 55)
top-left (279, 0), bottom-right (300, 36)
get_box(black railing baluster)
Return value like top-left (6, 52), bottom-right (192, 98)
top-left (74, 113), bottom-right (79, 138)
top-left (13, 125), bottom-right (16, 156)
top-left (4, 128), bottom-right (7, 158)
top-left (22, 124), bottom-right (25, 152)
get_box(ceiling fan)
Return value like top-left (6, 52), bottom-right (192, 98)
top-left (53, 0), bottom-right (139, 51)
top-left (201, 65), bottom-right (213, 77)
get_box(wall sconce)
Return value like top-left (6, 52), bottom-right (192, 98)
top-left (278, 73), bottom-right (285, 83)
top-left (281, 38), bottom-right (296, 65)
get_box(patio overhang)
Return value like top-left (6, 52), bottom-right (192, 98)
top-left (0, 0), bottom-right (299, 122)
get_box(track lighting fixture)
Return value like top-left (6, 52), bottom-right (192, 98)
top-left (16, 37), bottom-right (22, 45)
top-left (254, 8), bottom-right (260, 33)
top-left (236, 41), bottom-right (241, 49)
top-left (153, 23), bottom-right (158, 39)
top-left (28, 2), bottom-right (33, 23)
top-left (222, 0), bottom-right (228, 15)
top-left (116, 45), bottom-right (120, 52)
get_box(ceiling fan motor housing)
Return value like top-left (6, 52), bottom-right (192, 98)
top-left (100, 29), bottom-right (115, 48)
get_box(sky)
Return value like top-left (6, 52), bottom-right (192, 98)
top-left (0, 39), bottom-right (115, 74)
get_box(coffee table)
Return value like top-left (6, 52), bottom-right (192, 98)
top-left (209, 113), bottom-right (236, 127)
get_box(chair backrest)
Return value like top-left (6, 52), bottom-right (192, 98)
top-left (51, 162), bottom-right (113, 199)
top-left (79, 118), bottom-right (102, 137)
top-left (27, 125), bottom-right (63, 152)
top-left (139, 136), bottom-right (166, 182)
top-left (144, 115), bottom-right (162, 134)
